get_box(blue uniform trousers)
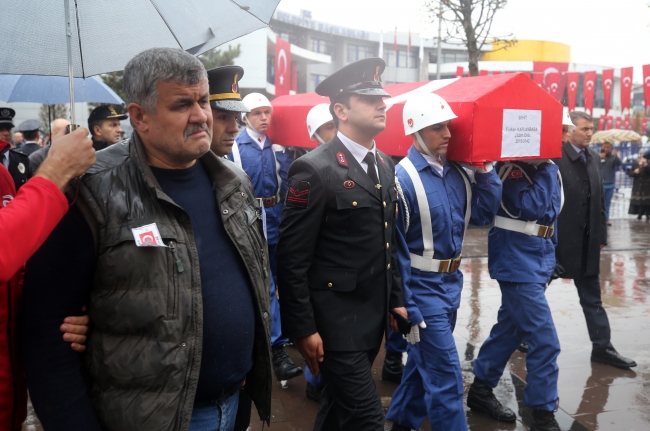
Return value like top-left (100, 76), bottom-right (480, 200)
top-left (385, 329), bottom-right (407, 353)
top-left (386, 312), bottom-right (467, 431)
top-left (268, 243), bottom-right (289, 348)
top-left (473, 281), bottom-right (560, 411)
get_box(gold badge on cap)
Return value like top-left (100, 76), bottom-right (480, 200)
top-left (373, 66), bottom-right (380, 82)
top-left (108, 105), bottom-right (118, 116)
top-left (232, 74), bottom-right (239, 93)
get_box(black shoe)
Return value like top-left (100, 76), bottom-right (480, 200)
top-left (390, 423), bottom-right (411, 431)
top-left (530, 409), bottom-right (560, 431)
top-left (637, 214), bottom-right (643, 220)
top-left (517, 340), bottom-right (529, 353)
top-left (467, 377), bottom-right (517, 423)
top-left (591, 347), bottom-right (637, 369)
top-left (382, 350), bottom-right (404, 383)
top-left (305, 382), bottom-right (323, 403)
top-left (272, 347), bottom-right (303, 380)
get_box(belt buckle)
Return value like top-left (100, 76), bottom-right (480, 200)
top-left (451, 256), bottom-right (462, 272)
top-left (437, 259), bottom-right (450, 273)
top-left (264, 197), bottom-right (275, 208)
top-left (537, 225), bottom-right (553, 238)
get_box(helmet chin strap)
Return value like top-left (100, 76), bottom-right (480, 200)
top-left (415, 131), bottom-right (436, 159)
top-left (315, 133), bottom-right (327, 146)
top-left (243, 114), bottom-right (262, 134)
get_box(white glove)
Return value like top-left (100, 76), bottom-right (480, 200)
top-left (459, 161), bottom-right (494, 174)
top-left (526, 158), bottom-right (551, 167)
top-left (404, 321), bottom-right (427, 345)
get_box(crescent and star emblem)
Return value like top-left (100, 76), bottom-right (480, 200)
top-left (277, 49), bottom-right (288, 85)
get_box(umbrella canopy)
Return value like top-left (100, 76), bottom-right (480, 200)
top-left (0, 75), bottom-right (123, 105)
top-left (0, 0), bottom-right (280, 78)
top-left (591, 129), bottom-right (642, 144)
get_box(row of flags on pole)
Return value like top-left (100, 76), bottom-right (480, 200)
top-left (378, 29), bottom-right (425, 64)
top-left (455, 65), bottom-right (650, 118)
top-left (595, 115), bottom-right (647, 132)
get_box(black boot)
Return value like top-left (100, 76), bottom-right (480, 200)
top-left (530, 409), bottom-right (560, 431)
top-left (517, 340), bottom-right (529, 353)
top-left (305, 382), bottom-right (323, 403)
top-left (467, 377), bottom-right (517, 423)
top-left (390, 422), bottom-right (411, 431)
top-left (382, 350), bottom-right (404, 383)
top-left (272, 347), bottom-right (302, 381)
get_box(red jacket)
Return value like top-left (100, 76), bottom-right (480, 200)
top-left (0, 144), bottom-right (69, 430)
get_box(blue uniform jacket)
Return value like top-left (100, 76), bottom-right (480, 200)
top-left (488, 162), bottom-right (561, 283)
top-left (228, 129), bottom-right (293, 244)
top-left (396, 146), bottom-right (502, 322)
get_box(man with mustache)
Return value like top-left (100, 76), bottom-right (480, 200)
top-left (229, 93), bottom-right (301, 383)
top-left (22, 48), bottom-right (273, 431)
top-left (276, 58), bottom-right (406, 431)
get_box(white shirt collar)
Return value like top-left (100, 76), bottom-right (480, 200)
top-left (246, 128), bottom-right (267, 148)
top-left (570, 143), bottom-right (585, 154)
top-left (421, 153), bottom-right (444, 176)
top-left (1, 151), bottom-right (8, 170)
top-left (337, 131), bottom-right (376, 167)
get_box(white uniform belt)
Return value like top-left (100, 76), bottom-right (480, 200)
top-left (257, 194), bottom-right (281, 207)
top-left (494, 216), bottom-right (554, 238)
top-left (410, 253), bottom-right (462, 273)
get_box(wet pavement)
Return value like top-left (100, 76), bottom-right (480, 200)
top-left (22, 213), bottom-right (650, 431)
top-left (246, 215), bottom-right (650, 431)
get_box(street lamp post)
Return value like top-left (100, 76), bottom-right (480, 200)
top-left (436, 5), bottom-right (442, 80)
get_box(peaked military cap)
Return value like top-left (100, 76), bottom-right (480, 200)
top-left (16, 119), bottom-right (41, 133)
top-left (207, 65), bottom-right (249, 113)
top-left (0, 107), bottom-right (15, 128)
top-left (88, 105), bottom-right (128, 123)
top-left (315, 57), bottom-right (390, 100)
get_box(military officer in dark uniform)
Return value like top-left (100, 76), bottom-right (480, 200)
top-left (87, 105), bottom-right (128, 151)
top-left (0, 108), bottom-right (30, 190)
top-left (276, 58), bottom-right (406, 431)
top-left (15, 119), bottom-right (42, 156)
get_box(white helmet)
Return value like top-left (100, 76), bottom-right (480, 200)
top-left (402, 92), bottom-right (457, 136)
top-left (241, 92), bottom-right (273, 122)
top-left (306, 104), bottom-right (333, 141)
top-left (563, 108), bottom-right (575, 131)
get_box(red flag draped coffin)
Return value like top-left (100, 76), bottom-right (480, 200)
top-left (379, 73), bottom-right (563, 161)
top-left (269, 73), bottom-right (562, 161)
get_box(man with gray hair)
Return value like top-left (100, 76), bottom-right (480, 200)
top-left (22, 47), bottom-right (273, 431)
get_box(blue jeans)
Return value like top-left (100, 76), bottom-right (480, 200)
top-left (603, 183), bottom-right (615, 220)
top-left (190, 393), bottom-right (240, 431)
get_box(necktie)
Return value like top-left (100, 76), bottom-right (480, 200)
top-left (363, 152), bottom-right (380, 186)
top-left (580, 149), bottom-right (587, 165)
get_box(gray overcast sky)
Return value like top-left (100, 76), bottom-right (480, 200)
top-left (277, 0), bottom-right (650, 80)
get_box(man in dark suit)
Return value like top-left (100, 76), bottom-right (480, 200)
top-left (554, 111), bottom-right (635, 369)
top-left (276, 58), bottom-right (406, 431)
top-left (0, 108), bottom-right (30, 190)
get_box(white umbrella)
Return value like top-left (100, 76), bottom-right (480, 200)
top-left (1, 0), bottom-right (280, 124)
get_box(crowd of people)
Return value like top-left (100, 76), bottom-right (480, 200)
top-left (0, 47), bottom-right (641, 431)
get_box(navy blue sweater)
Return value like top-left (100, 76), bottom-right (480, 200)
top-left (22, 161), bottom-right (255, 430)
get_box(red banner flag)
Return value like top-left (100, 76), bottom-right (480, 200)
top-left (624, 116), bottom-right (631, 130)
top-left (615, 116), bottom-right (622, 129)
top-left (643, 65), bottom-right (650, 115)
top-left (642, 118), bottom-right (648, 134)
top-left (602, 69), bottom-right (614, 115)
top-left (394, 27), bottom-right (397, 52)
top-left (275, 36), bottom-right (292, 96)
top-left (479, 70), bottom-right (488, 76)
top-left (620, 67), bottom-right (633, 112)
top-left (545, 73), bottom-right (561, 99)
top-left (583, 71), bottom-right (597, 115)
top-left (531, 73), bottom-right (544, 88)
top-left (598, 115), bottom-right (606, 131)
top-left (566, 72), bottom-right (580, 111)
top-left (607, 116), bottom-right (613, 129)
top-left (456, 66), bottom-right (464, 78)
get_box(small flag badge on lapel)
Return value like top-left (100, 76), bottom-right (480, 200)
top-left (336, 152), bottom-right (348, 167)
top-left (343, 180), bottom-right (355, 188)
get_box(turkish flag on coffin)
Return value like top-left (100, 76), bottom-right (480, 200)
top-left (269, 74), bottom-right (562, 161)
top-left (275, 36), bottom-right (291, 97)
